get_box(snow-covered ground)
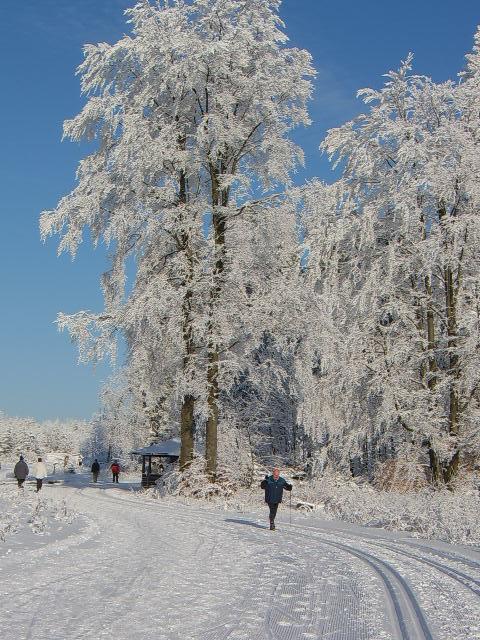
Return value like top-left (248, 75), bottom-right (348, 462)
top-left (1, 474), bottom-right (479, 640)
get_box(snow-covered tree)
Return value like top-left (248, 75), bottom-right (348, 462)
top-left (0, 413), bottom-right (92, 462)
top-left (303, 44), bottom-right (480, 486)
top-left (40, 0), bottom-right (314, 479)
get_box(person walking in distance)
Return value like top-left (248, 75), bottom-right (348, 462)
top-left (110, 460), bottom-right (120, 483)
top-left (32, 457), bottom-right (48, 492)
top-left (91, 459), bottom-right (100, 483)
top-left (14, 455), bottom-right (29, 489)
top-left (260, 467), bottom-right (292, 531)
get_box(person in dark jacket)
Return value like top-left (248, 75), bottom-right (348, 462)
top-left (110, 461), bottom-right (120, 483)
top-left (260, 467), bottom-right (292, 530)
top-left (91, 459), bottom-right (100, 483)
top-left (14, 456), bottom-right (29, 488)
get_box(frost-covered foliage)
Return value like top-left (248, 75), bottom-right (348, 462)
top-left (0, 412), bottom-right (92, 462)
top-left (40, 0), bottom-right (314, 478)
top-left (85, 373), bottom-right (153, 463)
top-left (300, 474), bottom-right (480, 546)
top-left (40, 0), bottom-right (480, 493)
top-left (300, 39), bottom-right (480, 487)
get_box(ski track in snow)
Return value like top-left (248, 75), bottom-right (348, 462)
top-left (1, 478), bottom-right (479, 640)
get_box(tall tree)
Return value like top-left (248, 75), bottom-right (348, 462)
top-left (41, 1), bottom-right (216, 470)
top-left (184, 0), bottom-right (314, 477)
top-left (303, 48), bottom-right (480, 485)
top-left (41, 0), bottom-right (314, 479)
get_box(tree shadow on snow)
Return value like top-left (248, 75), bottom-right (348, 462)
top-left (225, 518), bottom-right (268, 530)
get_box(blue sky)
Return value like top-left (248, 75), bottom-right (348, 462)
top-left (0, 0), bottom-right (478, 421)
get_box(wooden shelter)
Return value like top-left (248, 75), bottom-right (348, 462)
top-left (132, 438), bottom-right (180, 488)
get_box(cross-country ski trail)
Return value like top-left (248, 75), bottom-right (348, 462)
top-left (1, 478), bottom-right (479, 640)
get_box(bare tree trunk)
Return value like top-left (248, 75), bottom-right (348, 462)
top-left (425, 275), bottom-right (437, 391)
top-left (443, 449), bottom-right (459, 484)
top-left (439, 202), bottom-right (461, 484)
top-left (205, 164), bottom-right (228, 479)
top-left (443, 263), bottom-right (460, 483)
top-left (178, 165), bottom-right (196, 469)
top-left (416, 208), bottom-right (442, 484)
top-left (427, 443), bottom-right (442, 486)
top-left (445, 264), bottom-right (459, 432)
top-left (180, 394), bottom-right (195, 467)
top-left (206, 347), bottom-right (219, 477)
top-left (179, 238), bottom-right (196, 468)
top-left (205, 208), bottom-right (226, 479)
top-left (424, 274), bottom-right (445, 484)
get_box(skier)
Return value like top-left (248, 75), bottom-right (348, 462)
top-left (260, 467), bottom-right (293, 531)
top-left (110, 460), bottom-right (120, 483)
top-left (91, 459), bottom-right (100, 483)
top-left (14, 455), bottom-right (29, 488)
top-left (32, 457), bottom-right (48, 492)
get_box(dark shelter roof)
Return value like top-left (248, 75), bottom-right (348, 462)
top-left (131, 438), bottom-right (181, 457)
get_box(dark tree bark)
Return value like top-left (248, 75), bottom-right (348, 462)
top-left (205, 164), bottom-right (227, 479)
top-left (178, 164), bottom-right (196, 469)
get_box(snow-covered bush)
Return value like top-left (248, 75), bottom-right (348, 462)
top-left (0, 510), bottom-right (19, 542)
top-left (0, 484), bottom-right (78, 542)
top-left (28, 498), bottom-right (48, 534)
top-left (53, 499), bottom-right (76, 525)
top-left (300, 473), bottom-right (480, 545)
top-left (156, 457), bottom-right (241, 501)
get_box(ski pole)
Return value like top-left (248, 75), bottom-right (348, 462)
top-left (289, 490), bottom-right (292, 525)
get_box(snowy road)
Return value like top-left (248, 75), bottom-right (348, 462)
top-left (1, 480), bottom-right (479, 640)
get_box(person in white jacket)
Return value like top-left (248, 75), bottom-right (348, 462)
top-left (32, 457), bottom-right (48, 492)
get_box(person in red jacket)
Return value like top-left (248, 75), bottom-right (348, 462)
top-left (110, 461), bottom-right (120, 483)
